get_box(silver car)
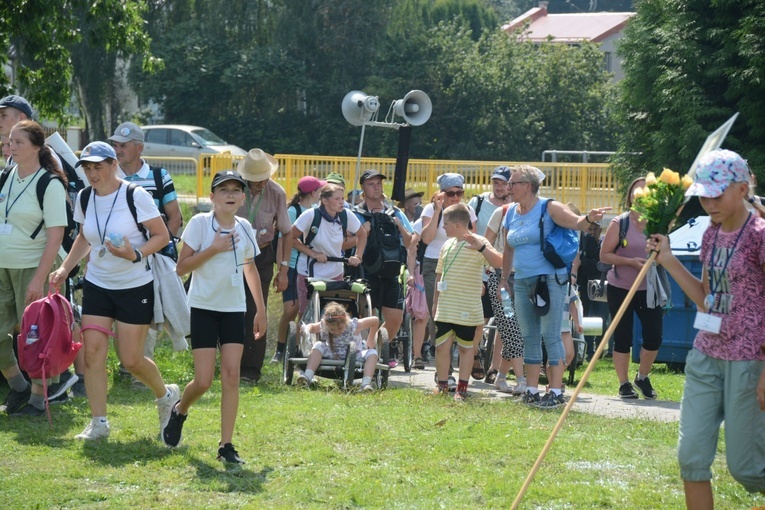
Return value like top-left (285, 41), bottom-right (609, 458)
top-left (140, 124), bottom-right (247, 161)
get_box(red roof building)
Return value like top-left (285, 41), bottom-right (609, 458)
top-left (502, 2), bottom-right (635, 81)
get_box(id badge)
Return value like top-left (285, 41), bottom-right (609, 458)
top-left (694, 312), bottom-right (722, 334)
top-left (231, 273), bottom-right (243, 287)
top-left (437, 281), bottom-right (447, 291)
top-left (0, 223), bottom-right (12, 236)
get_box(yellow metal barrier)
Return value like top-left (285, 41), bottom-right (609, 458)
top-left (192, 154), bottom-right (621, 212)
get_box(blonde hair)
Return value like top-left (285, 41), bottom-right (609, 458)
top-left (443, 203), bottom-right (470, 226)
top-left (322, 301), bottom-right (349, 354)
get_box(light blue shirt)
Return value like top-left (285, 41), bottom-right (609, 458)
top-left (504, 198), bottom-right (567, 279)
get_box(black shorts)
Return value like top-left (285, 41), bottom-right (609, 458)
top-left (481, 280), bottom-right (493, 319)
top-left (434, 321), bottom-right (479, 347)
top-left (82, 279), bottom-right (154, 325)
top-left (367, 273), bottom-right (404, 310)
top-left (282, 267), bottom-right (299, 303)
top-left (190, 308), bottom-right (245, 349)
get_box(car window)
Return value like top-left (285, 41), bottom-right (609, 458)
top-left (170, 129), bottom-right (195, 147)
top-left (145, 128), bottom-right (168, 144)
top-left (191, 128), bottom-right (227, 146)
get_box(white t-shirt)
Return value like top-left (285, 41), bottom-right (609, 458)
top-left (486, 204), bottom-right (514, 254)
top-left (420, 202), bottom-right (478, 260)
top-left (294, 208), bottom-right (361, 279)
top-left (468, 192), bottom-right (499, 236)
top-left (181, 212), bottom-right (259, 312)
top-left (74, 181), bottom-right (160, 289)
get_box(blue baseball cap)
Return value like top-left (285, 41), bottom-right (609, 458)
top-left (0, 95), bottom-right (33, 118)
top-left (491, 165), bottom-right (511, 182)
top-left (76, 141), bottom-right (117, 167)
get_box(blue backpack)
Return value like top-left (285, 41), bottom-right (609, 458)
top-left (539, 199), bottom-right (579, 276)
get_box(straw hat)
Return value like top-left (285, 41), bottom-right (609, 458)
top-left (236, 149), bottom-right (278, 182)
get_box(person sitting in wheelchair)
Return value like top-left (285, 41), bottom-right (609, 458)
top-left (297, 301), bottom-right (380, 391)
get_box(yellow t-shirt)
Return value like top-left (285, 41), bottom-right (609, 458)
top-left (434, 238), bottom-right (485, 326)
top-left (0, 168), bottom-right (68, 269)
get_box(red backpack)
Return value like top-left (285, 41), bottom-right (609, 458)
top-left (17, 287), bottom-right (82, 393)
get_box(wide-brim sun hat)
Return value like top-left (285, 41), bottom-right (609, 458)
top-left (236, 148), bottom-right (278, 182)
top-left (685, 148), bottom-right (750, 198)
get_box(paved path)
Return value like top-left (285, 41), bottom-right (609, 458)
top-left (387, 365), bottom-right (680, 423)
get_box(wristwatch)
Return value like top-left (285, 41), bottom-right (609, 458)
top-left (478, 244), bottom-right (487, 253)
top-left (132, 249), bottom-right (143, 264)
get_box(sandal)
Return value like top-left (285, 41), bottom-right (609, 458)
top-left (471, 354), bottom-right (485, 381)
top-left (413, 357), bottom-right (425, 370)
top-left (484, 369), bottom-right (498, 384)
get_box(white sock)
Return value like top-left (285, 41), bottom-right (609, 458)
top-left (550, 388), bottom-right (562, 396)
top-left (517, 376), bottom-right (527, 384)
top-left (528, 387), bottom-right (539, 395)
top-left (636, 372), bottom-right (648, 381)
top-left (304, 369), bottom-right (315, 381)
top-left (93, 416), bottom-right (108, 425)
top-left (496, 373), bottom-right (507, 382)
top-left (361, 376), bottom-right (372, 386)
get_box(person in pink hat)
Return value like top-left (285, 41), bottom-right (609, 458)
top-left (648, 149), bottom-right (765, 509)
top-left (272, 175), bottom-right (325, 364)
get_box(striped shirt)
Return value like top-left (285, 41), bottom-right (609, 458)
top-left (434, 238), bottom-right (485, 326)
top-left (117, 160), bottom-right (178, 211)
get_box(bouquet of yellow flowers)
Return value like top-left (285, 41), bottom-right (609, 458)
top-left (631, 168), bottom-right (694, 236)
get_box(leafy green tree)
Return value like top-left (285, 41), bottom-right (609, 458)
top-left (1, 0), bottom-right (156, 126)
top-left (614, 0), bottom-right (765, 192)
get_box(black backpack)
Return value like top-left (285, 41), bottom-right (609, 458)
top-left (356, 204), bottom-right (405, 278)
top-left (0, 164), bottom-right (80, 277)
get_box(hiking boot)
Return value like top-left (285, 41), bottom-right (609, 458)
top-left (534, 392), bottom-right (566, 409)
top-left (633, 375), bottom-right (657, 400)
top-left (72, 377), bottom-right (87, 398)
top-left (619, 382), bottom-right (639, 399)
top-left (48, 371), bottom-right (78, 401)
top-left (11, 404), bottom-right (45, 417)
top-left (1, 386), bottom-right (31, 415)
top-left (494, 379), bottom-right (514, 394)
top-left (157, 384), bottom-right (181, 436)
top-left (217, 443), bottom-right (245, 464)
top-left (511, 382), bottom-right (528, 396)
top-left (270, 351), bottom-right (284, 364)
top-left (454, 390), bottom-right (468, 402)
top-left (521, 390), bottom-right (541, 405)
top-left (162, 402), bottom-right (187, 447)
top-left (75, 420), bottom-right (110, 440)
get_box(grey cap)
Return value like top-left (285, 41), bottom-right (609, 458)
top-left (108, 122), bottom-right (144, 143)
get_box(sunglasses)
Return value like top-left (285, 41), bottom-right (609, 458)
top-left (444, 189), bottom-right (464, 198)
top-left (508, 181), bottom-right (529, 188)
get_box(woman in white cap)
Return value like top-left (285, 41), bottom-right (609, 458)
top-left (50, 141), bottom-right (179, 441)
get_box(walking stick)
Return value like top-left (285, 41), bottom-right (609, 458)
top-left (510, 250), bottom-right (658, 510)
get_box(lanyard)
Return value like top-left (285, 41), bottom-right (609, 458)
top-left (248, 189), bottom-right (264, 225)
top-left (707, 212), bottom-right (751, 300)
top-left (4, 167), bottom-right (42, 223)
top-left (441, 241), bottom-right (465, 278)
top-left (211, 216), bottom-right (258, 273)
top-left (94, 186), bottom-right (122, 250)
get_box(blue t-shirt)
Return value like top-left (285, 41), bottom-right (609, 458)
top-left (503, 198), bottom-right (567, 279)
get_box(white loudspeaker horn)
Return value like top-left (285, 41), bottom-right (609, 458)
top-left (392, 90), bottom-right (432, 126)
top-left (342, 90), bottom-right (380, 126)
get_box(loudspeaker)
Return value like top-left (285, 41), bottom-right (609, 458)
top-left (341, 90), bottom-right (379, 126)
top-left (392, 90), bottom-right (432, 126)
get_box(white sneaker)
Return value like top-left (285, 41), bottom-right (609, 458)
top-left (512, 382), bottom-right (528, 395)
top-left (157, 384), bottom-right (181, 436)
top-left (361, 383), bottom-right (375, 392)
top-left (75, 420), bottom-right (110, 440)
top-left (494, 379), bottom-right (514, 394)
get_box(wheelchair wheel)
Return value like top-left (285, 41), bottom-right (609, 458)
top-left (343, 344), bottom-right (356, 390)
top-left (376, 328), bottom-right (390, 390)
top-left (399, 313), bottom-right (413, 373)
top-left (482, 318), bottom-right (496, 371)
top-left (283, 322), bottom-right (297, 385)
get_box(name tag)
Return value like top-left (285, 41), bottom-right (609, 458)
top-left (694, 312), bottom-right (722, 334)
top-left (0, 223), bottom-right (12, 236)
top-left (437, 281), bottom-right (447, 291)
top-left (231, 273), bottom-right (243, 287)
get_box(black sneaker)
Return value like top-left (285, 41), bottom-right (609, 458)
top-left (270, 351), bottom-right (284, 364)
top-left (633, 375), bottom-right (657, 400)
top-left (217, 443), bottom-right (245, 464)
top-left (49, 391), bottom-right (70, 405)
top-left (534, 392), bottom-right (565, 409)
top-left (162, 401), bottom-right (187, 447)
top-left (421, 342), bottom-right (431, 363)
top-left (0, 386), bottom-right (31, 415)
top-left (521, 389), bottom-right (541, 405)
top-left (72, 377), bottom-right (87, 398)
top-left (48, 371), bottom-right (78, 401)
top-left (11, 404), bottom-right (45, 417)
top-left (618, 381), bottom-right (639, 399)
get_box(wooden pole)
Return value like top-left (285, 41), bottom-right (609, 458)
top-left (510, 250), bottom-right (658, 510)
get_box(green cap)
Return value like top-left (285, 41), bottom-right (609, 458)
top-left (326, 172), bottom-right (345, 186)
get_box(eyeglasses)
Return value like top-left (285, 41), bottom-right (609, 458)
top-left (508, 181), bottom-right (529, 188)
top-left (444, 189), bottom-right (464, 198)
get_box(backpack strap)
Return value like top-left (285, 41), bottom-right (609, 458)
top-left (617, 211), bottom-right (630, 251)
top-left (304, 208), bottom-right (323, 246)
top-left (30, 171), bottom-right (66, 240)
top-left (79, 183), bottom-right (144, 236)
top-left (0, 164), bottom-right (12, 192)
top-left (149, 166), bottom-right (166, 217)
top-left (473, 194), bottom-right (484, 216)
top-left (538, 199), bottom-right (552, 257)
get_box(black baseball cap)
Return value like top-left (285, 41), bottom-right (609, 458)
top-left (359, 169), bottom-right (386, 184)
top-left (211, 170), bottom-right (246, 191)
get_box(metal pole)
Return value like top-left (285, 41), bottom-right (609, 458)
top-left (351, 122), bottom-right (367, 198)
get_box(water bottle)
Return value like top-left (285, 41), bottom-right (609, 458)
top-left (26, 325), bottom-right (39, 345)
top-left (108, 232), bottom-right (125, 248)
top-left (500, 288), bottom-right (514, 318)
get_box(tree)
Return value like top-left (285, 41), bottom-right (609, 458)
top-left (1, 0), bottom-right (156, 128)
top-left (614, 0), bottom-right (765, 193)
